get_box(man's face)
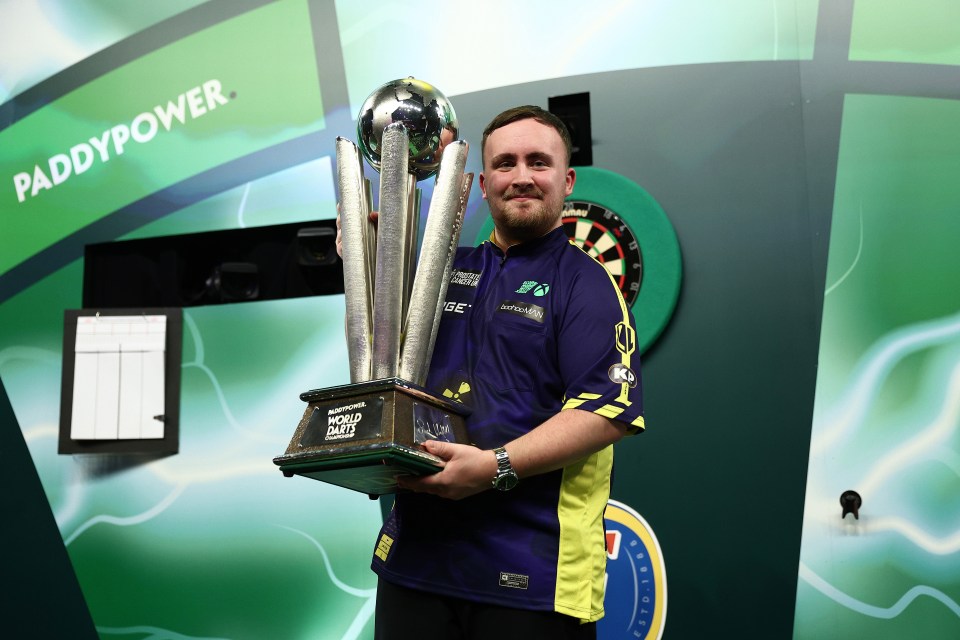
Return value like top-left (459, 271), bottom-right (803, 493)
top-left (479, 118), bottom-right (575, 246)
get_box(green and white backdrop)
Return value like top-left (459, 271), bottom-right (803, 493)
top-left (1, 1), bottom-right (958, 638)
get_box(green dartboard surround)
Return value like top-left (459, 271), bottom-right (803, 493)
top-left (475, 166), bottom-right (682, 354)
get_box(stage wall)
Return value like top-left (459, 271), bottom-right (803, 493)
top-left (1, 1), bottom-right (958, 638)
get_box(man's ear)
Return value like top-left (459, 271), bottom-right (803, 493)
top-left (479, 172), bottom-right (487, 199)
top-left (564, 167), bottom-right (576, 196)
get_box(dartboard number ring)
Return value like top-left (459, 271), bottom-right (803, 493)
top-left (562, 200), bottom-right (643, 306)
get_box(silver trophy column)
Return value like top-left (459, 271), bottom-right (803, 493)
top-left (399, 140), bottom-right (470, 384)
top-left (336, 139), bottom-right (374, 382)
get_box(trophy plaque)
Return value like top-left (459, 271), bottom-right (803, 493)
top-left (274, 78), bottom-right (473, 496)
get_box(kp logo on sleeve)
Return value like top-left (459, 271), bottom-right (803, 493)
top-left (600, 500), bottom-right (667, 640)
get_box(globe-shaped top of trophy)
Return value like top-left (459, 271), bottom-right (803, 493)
top-left (357, 77), bottom-right (459, 181)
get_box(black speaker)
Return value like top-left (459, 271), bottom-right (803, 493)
top-left (549, 92), bottom-right (593, 167)
top-left (296, 227), bottom-right (339, 266)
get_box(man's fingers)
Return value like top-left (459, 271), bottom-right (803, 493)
top-left (337, 210), bottom-right (376, 259)
top-left (421, 439), bottom-right (450, 459)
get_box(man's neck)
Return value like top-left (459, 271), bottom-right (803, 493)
top-left (492, 221), bottom-right (561, 253)
top-left (492, 229), bottom-right (517, 253)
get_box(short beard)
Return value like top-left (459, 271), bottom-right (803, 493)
top-left (490, 199), bottom-right (562, 244)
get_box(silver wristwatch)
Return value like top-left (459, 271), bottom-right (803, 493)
top-left (492, 447), bottom-right (519, 491)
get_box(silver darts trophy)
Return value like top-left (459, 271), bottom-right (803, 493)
top-left (274, 78), bottom-right (472, 496)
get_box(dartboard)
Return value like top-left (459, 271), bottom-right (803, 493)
top-left (562, 200), bottom-right (643, 306)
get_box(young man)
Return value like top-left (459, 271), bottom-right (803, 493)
top-left (344, 106), bottom-right (645, 639)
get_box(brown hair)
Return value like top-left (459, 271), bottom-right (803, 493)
top-left (481, 105), bottom-right (573, 165)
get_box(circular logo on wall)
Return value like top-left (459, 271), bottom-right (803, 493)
top-left (600, 499), bottom-right (667, 640)
top-left (477, 166), bottom-right (681, 354)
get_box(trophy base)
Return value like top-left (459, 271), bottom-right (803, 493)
top-left (273, 378), bottom-right (470, 497)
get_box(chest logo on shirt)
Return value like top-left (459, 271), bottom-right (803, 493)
top-left (443, 301), bottom-right (471, 315)
top-left (441, 381), bottom-right (471, 403)
top-left (515, 280), bottom-right (550, 297)
top-left (497, 300), bottom-right (545, 323)
top-left (450, 268), bottom-right (482, 288)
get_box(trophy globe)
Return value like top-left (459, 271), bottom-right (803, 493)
top-left (356, 77), bottom-right (459, 181)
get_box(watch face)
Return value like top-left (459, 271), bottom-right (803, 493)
top-left (496, 473), bottom-right (519, 491)
top-left (562, 200), bottom-right (643, 306)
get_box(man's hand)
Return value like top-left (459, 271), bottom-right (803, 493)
top-left (397, 440), bottom-right (497, 500)
top-left (396, 409), bottom-right (627, 500)
top-left (335, 208), bottom-right (378, 258)
top-left (336, 209), bottom-right (343, 257)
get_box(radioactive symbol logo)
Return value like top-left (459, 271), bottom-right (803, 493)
top-left (442, 381), bottom-right (471, 403)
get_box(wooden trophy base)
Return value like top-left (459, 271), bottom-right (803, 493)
top-left (273, 378), bottom-right (470, 497)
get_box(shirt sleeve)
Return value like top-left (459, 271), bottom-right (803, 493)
top-left (556, 251), bottom-right (645, 433)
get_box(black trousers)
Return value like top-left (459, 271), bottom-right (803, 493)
top-left (374, 578), bottom-right (597, 640)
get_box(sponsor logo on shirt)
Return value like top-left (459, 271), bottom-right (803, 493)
top-left (515, 280), bottom-right (551, 297)
top-left (608, 363), bottom-right (638, 388)
top-left (450, 269), bottom-right (482, 288)
top-left (498, 572), bottom-right (529, 590)
top-left (442, 381), bottom-right (471, 403)
top-left (374, 533), bottom-right (394, 562)
top-left (443, 301), bottom-right (471, 315)
top-left (616, 322), bottom-right (636, 356)
top-left (497, 300), bottom-right (545, 323)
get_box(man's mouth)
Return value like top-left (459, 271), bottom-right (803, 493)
top-left (505, 190), bottom-right (542, 201)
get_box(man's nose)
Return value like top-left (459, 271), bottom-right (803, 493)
top-left (512, 164), bottom-right (534, 185)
